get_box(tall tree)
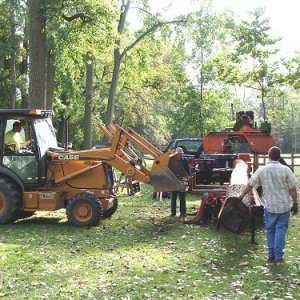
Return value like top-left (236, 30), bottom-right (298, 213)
top-left (9, 0), bottom-right (17, 108)
top-left (20, 16), bottom-right (29, 108)
top-left (187, 3), bottom-right (225, 136)
top-left (105, 0), bottom-right (187, 125)
top-left (45, 19), bottom-right (59, 110)
top-left (234, 8), bottom-right (281, 119)
top-left (0, 1), bottom-right (13, 108)
top-left (46, 0), bottom-right (117, 148)
top-left (215, 8), bottom-right (281, 121)
top-left (105, 0), bottom-right (131, 126)
top-left (83, 52), bottom-right (94, 149)
top-left (28, 0), bottom-right (47, 108)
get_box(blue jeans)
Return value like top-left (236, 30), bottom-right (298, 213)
top-left (171, 191), bottom-right (186, 216)
top-left (264, 209), bottom-right (290, 260)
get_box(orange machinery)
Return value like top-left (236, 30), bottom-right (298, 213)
top-left (203, 110), bottom-right (274, 155)
top-left (191, 111), bottom-right (275, 188)
top-left (0, 110), bottom-right (188, 226)
top-left (185, 111), bottom-right (275, 241)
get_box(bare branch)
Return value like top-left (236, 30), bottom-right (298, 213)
top-left (61, 13), bottom-right (92, 23)
top-left (101, 66), bottom-right (110, 80)
top-left (130, 6), bottom-right (160, 22)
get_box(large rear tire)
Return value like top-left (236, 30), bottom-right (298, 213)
top-left (66, 193), bottom-right (102, 226)
top-left (102, 197), bottom-right (118, 218)
top-left (0, 177), bottom-right (22, 224)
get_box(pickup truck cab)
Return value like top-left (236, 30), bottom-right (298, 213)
top-left (164, 138), bottom-right (203, 171)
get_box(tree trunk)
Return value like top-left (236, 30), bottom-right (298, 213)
top-left (218, 160), bottom-right (254, 234)
top-left (46, 50), bottom-right (56, 110)
top-left (57, 120), bottom-right (65, 147)
top-left (104, 0), bottom-right (184, 125)
top-left (105, 0), bottom-right (130, 125)
top-left (28, 0), bottom-right (47, 109)
top-left (83, 52), bottom-right (94, 149)
top-left (199, 50), bottom-right (204, 137)
top-left (57, 93), bottom-right (68, 146)
top-left (20, 19), bottom-right (29, 108)
top-left (105, 49), bottom-right (121, 125)
top-left (261, 87), bottom-right (266, 121)
top-left (9, 0), bottom-right (17, 108)
top-left (46, 20), bottom-right (59, 110)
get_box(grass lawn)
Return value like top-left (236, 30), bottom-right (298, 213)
top-left (0, 174), bottom-right (299, 299)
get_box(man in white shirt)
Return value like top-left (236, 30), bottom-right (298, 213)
top-left (239, 146), bottom-right (298, 264)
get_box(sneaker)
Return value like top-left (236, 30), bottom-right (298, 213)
top-left (180, 213), bottom-right (187, 218)
top-left (170, 213), bottom-right (176, 217)
top-left (267, 257), bottom-right (275, 263)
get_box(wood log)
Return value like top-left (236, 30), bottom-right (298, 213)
top-left (182, 159), bottom-right (263, 231)
top-left (218, 159), bottom-right (253, 233)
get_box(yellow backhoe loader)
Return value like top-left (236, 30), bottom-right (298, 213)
top-left (0, 109), bottom-right (187, 226)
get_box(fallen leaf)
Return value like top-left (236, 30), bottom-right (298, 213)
top-left (239, 262), bottom-right (249, 267)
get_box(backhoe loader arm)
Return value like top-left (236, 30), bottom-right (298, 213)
top-left (98, 124), bottom-right (188, 192)
top-left (47, 147), bottom-right (151, 185)
top-left (47, 124), bottom-right (187, 192)
top-left (99, 124), bottom-right (162, 158)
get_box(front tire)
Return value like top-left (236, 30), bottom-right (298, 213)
top-left (0, 177), bottom-right (22, 224)
top-left (66, 193), bottom-right (102, 226)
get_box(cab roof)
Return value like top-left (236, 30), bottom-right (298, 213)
top-left (0, 109), bottom-right (52, 117)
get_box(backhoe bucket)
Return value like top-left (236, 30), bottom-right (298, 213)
top-left (150, 151), bottom-right (188, 192)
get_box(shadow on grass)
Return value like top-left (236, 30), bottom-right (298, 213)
top-left (0, 205), bottom-right (274, 299)
top-left (17, 216), bottom-right (63, 224)
top-left (0, 182), bottom-right (298, 299)
top-left (0, 212), bottom-right (259, 256)
top-left (0, 194), bottom-right (265, 272)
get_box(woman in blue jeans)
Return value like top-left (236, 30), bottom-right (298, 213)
top-left (239, 147), bottom-right (298, 264)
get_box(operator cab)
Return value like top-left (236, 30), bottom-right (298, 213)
top-left (0, 109), bottom-right (57, 186)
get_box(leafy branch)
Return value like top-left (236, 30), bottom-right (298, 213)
top-left (121, 19), bottom-right (187, 59)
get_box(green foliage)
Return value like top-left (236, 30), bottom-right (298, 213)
top-left (232, 8), bottom-right (280, 57)
top-left (47, 0), bottom-right (118, 148)
top-left (0, 0), bottom-right (299, 150)
top-left (168, 87), bottom-right (238, 138)
top-left (266, 89), bottom-right (300, 152)
top-left (0, 1), bottom-right (14, 107)
top-left (0, 0), bottom-right (30, 108)
top-left (283, 52), bottom-right (300, 89)
top-left (206, 7), bottom-right (295, 141)
top-left (215, 8), bottom-right (281, 95)
top-left (166, 3), bottom-right (235, 139)
top-left (110, 13), bottom-right (193, 144)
